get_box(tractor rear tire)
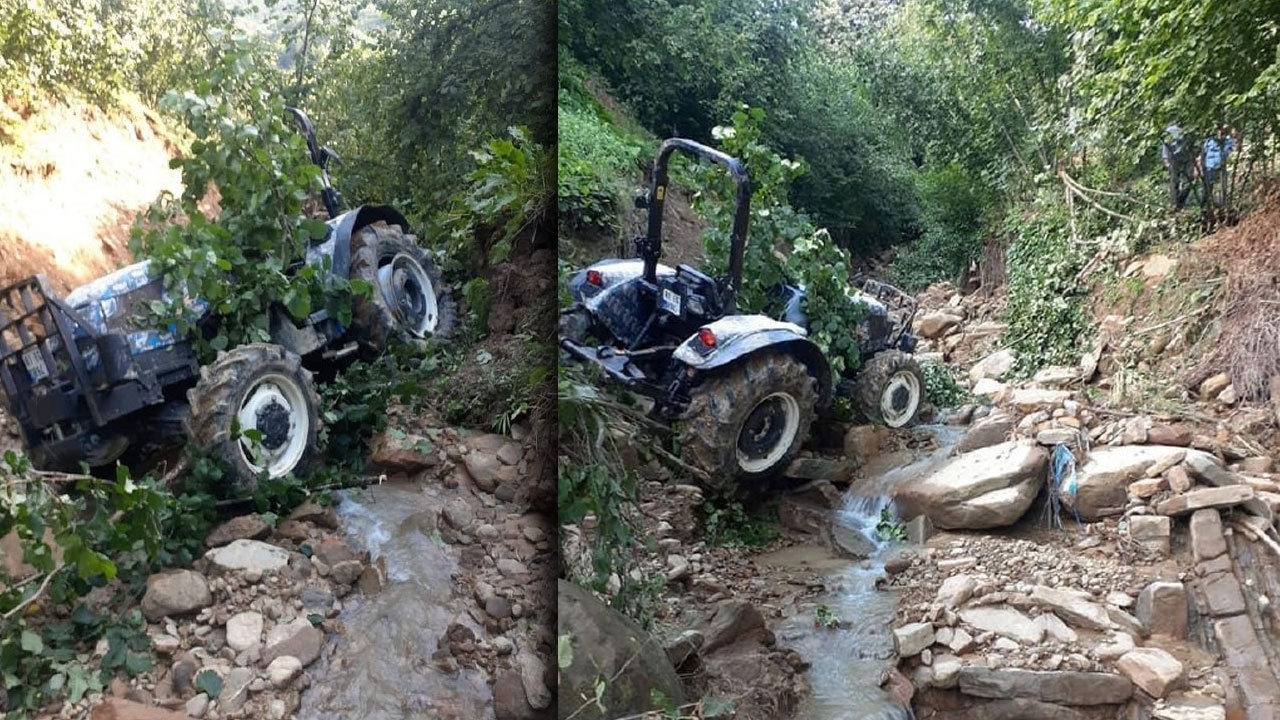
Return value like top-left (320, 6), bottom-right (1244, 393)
top-left (349, 221), bottom-right (456, 351)
top-left (679, 353), bottom-right (817, 489)
top-left (185, 344), bottom-right (320, 496)
top-left (853, 350), bottom-right (924, 429)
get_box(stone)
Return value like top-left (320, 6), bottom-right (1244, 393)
top-left (1005, 388), bottom-right (1073, 412)
top-left (1157, 486), bottom-right (1255, 516)
top-left (969, 349), bottom-right (1017, 384)
top-left (266, 655), bottom-right (303, 688)
top-left (1128, 478), bottom-right (1167, 500)
top-left (906, 514), bottom-right (935, 545)
top-left (1199, 373), bottom-right (1231, 398)
top-left (844, 425), bottom-right (887, 462)
top-left (368, 429), bottom-right (436, 473)
top-left (895, 441), bottom-right (1047, 530)
top-left (1183, 450), bottom-right (1242, 487)
top-left (947, 627), bottom-right (975, 654)
top-left (1153, 702), bottom-right (1227, 720)
top-left (1035, 613), bottom-right (1077, 643)
top-left (1069, 445), bottom-right (1190, 520)
top-left (1137, 581), bottom-right (1188, 639)
top-left (263, 618), bottom-right (324, 666)
top-left (1096, 633), bottom-right (1136, 661)
top-left (955, 412), bottom-right (1015, 454)
top-left (700, 600), bottom-right (766, 654)
top-left (313, 538), bottom-right (359, 567)
top-left (1166, 465), bottom-right (1193, 493)
top-left (917, 312), bottom-right (964, 339)
top-left (1217, 385), bottom-right (1239, 405)
top-left (519, 651), bottom-right (553, 710)
top-left (894, 621), bottom-right (935, 657)
top-left (1240, 456), bottom-right (1273, 474)
top-left (1148, 424), bottom-right (1194, 447)
top-left (1033, 366), bottom-right (1078, 387)
top-left (957, 667), bottom-right (1133, 705)
top-left (442, 498), bottom-right (474, 530)
top-left (665, 630), bottom-right (705, 668)
top-left (218, 666), bottom-right (254, 712)
top-left (224, 611), bottom-right (263, 652)
top-left (1030, 585), bottom-right (1115, 632)
top-left (1190, 509), bottom-right (1227, 561)
top-left (931, 654), bottom-right (963, 689)
top-left (558, 580), bottom-right (684, 719)
top-left (497, 441), bottom-right (524, 466)
top-left (1199, 571), bottom-right (1247, 617)
top-left (204, 514), bottom-right (271, 547)
top-left (205, 539), bottom-right (289, 573)
top-left (1117, 648), bottom-right (1183, 698)
top-left (1147, 450), bottom-right (1187, 478)
top-left (936, 574), bottom-right (978, 609)
top-left (140, 570), bottom-right (212, 621)
top-left (90, 698), bottom-right (190, 720)
top-left (1128, 515), bottom-right (1171, 541)
top-left (971, 378), bottom-right (1006, 397)
top-left (330, 560), bottom-right (364, 586)
top-left (464, 452), bottom-right (503, 492)
top-left (186, 693), bottom-right (210, 718)
top-left (958, 606), bottom-right (1043, 644)
top-left (494, 668), bottom-right (536, 720)
top-left (287, 499), bottom-right (339, 529)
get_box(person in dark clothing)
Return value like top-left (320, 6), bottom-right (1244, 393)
top-left (1161, 123), bottom-right (1196, 209)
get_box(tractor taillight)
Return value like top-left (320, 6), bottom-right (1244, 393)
top-left (586, 270), bottom-right (603, 286)
top-left (698, 327), bottom-right (717, 347)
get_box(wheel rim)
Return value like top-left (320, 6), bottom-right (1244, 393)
top-left (376, 253), bottom-right (438, 337)
top-left (236, 373), bottom-right (310, 477)
top-left (736, 392), bottom-right (801, 473)
top-left (880, 369), bottom-right (921, 428)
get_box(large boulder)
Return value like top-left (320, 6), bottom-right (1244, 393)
top-left (955, 412), bottom-right (1015, 454)
top-left (896, 441), bottom-right (1048, 530)
top-left (1066, 445), bottom-right (1189, 520)
top-left (558, 580), bottom-right (684, 720)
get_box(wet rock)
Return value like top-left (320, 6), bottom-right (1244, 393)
top-left (894, 621), bottom-right (935, 657)
top-left (1136, 581), bottom-right (1188, 639)
top-left (959, 606), bottom-right (1042, 644)
top-left (205, 539), bottom-right (289, 573)
top-left (262, 617), bottom-right (324, 667)
top-left (957, 667), bottom-right (1133, 705)
top-left (844, 425), bottom-right (887, 463)
top-left (896, 441), bottom-right (1047, 530)
top-left (1068, 445), bottom-right (1189, 520)
top-left (700, 600), bottom-right (766, 654)
top-left (368, 429), bottom-right (436, 473)
top-left (969, 349), bottom-right (1017, 384)
top-left (205, 514), bottom-right (271, 548)
top-left (266, 655), bottom-right (302, 688)
top-left (1157, 485), bottom-right (1255, 516)
top-left (558, 580), bottom-right (683, 720)
top-left (224, 611), bottom-right (263, 652)
top-left (1030, 585), bottom-right (1115, 632)
top-left (1190, 509), bottom-right (1227, 560)
top-left (288, 499), bottom-right (338, 529)
top-left (906, 515), bottom-right (935, 545)
top-left (442, 498), bottom-right (473, 530)
top-left (141, 570), bottom-right (212, 621)
top-left (1117, 648), bottom-right (1183, 698)
top-left (90, 698), bottom-right (188, 719)
top-left (955, 412), bottom-right (1015, 455)
top-left (329, 560), bottom-right (364, 586)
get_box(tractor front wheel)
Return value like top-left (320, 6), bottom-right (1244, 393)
top-left (185, 344), bottom-right (321, 495)
top-left (349, 221), bottom-right (457, 351)
top-left (679, 353), bottom-right (817, 489)
top-left (853, 350), bottom-right (924, 429)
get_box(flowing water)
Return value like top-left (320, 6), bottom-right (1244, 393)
top-left (297, 483), bottom-right (493, 720)
top-left (781, 426), bottom-right (963, 720)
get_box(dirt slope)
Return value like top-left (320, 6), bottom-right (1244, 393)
top-left (0, 97), bottom-right (182, 293)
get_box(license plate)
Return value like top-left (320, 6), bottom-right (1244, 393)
top-left (23, 349), bottom-right (48, 382)
top-left (660, 288), bottom-right (682, 316)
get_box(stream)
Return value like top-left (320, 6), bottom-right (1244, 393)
top-left (296, 483), bottom-right (493, 720)
top-left (776, 426), bottom-right (962, 720)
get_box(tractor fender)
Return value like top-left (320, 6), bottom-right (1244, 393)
top-left (673, 315), bottom-right (833, 405)
top-left (311, 205), bottom-right (412, 278)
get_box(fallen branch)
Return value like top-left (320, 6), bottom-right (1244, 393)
top-left (2, 563), bottom-right (66, 621)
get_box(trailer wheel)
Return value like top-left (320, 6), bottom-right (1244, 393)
top-left (853, 350), bottom-right (924, 428)
top-left (679, 353), bottom-right (817, 488)
top-left (185, 344), bottom-right (320, 495)
top-left (349, 221), bottom-right (456, 350)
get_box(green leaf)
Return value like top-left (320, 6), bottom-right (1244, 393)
top-left (194, 669), bottom-right (222, 698)
top-left (557, 634), bottom-right (574, 669)
top-left (21, 630), bottom-right (44, 654)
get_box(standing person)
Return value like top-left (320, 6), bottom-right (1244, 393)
top-left (1202, 123), bottom-right (1236, 207)
top-left (1161, 123), bottom-right (1196, 209)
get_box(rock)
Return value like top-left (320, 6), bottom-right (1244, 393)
top-left (205, 514), bottom-right (271, 547)
top-left (1128, 515), bottom-right (1171, 554)
top-left (368, 429), bottom-right (436, 473)
top-left (493, 669), bottom-right (536, 720)
top-left (665, 630), bottom-right (705, 668)
top-left (1032, 366), bottom-right (1078, 387)
top-left (845, 425), bottom-right (887, 463)
top-left (1128, 478), bottom-right (1167, 500)
top-left (1199, 571), bottom-right (1247, 617)
top-left (218, 666), bottom-right (254, 713)
top-left (519, 651), bottom-right (553, 710)
top-left (957, 667), bottom-right (1133, 705)
top-left (1199, 373), bottom-right (1232, 398)
top-left (1036, 427), bottom-right (1079, 447)
top-left (486, 596), bottom-right (513, 620)
top-left (1271, 376), bottom-right (1280, 425)
top-left (947, 627), bottom-right (975, 654)
top-left (90, 698), bottom-right (190, 720)
top-left (931, 654), bottom-right (963, 688)
top-left (955, 412), bottom-right (1015, 454)
top-left (969, 349), bottom-right (1017, 384)
top-left (700, 600), bottom-right (766, 654)
top-left (1069, 445), bottom-right (1190, 520)
top-left (224, 611), bottom-right (263, 652)
top-left (906, 515), bottom-right (935, 545)
top-left (497, 441), bottom-right (524, 466)
top-left (141, 570), bottom-right (212, 621)
top-left (1035, 613), bottom-right (1077, 643)
top-left (959, 606), bottom-right (1043, 644)
top-left (894, 622), bottom-right (935, 657)
top-left (937, 574), bottom-right (978, 609)
top-left (266, 655), bottom-right (303, 688)
top-left (263, 618), bottom-right (324, 667)
top-left (1136, 582), bottom-right (1188, 639)
top-left (896, 441), bottom-right (1047, 530)
top-left (1117, 648), bottom-right (1184, 698)
top-left (186, 693), bottom-right (210, 718)
top-left (1030, 585), bottom-right (1115, 632)
top-left (1146, 450), bottom-right (1187, 478)
top-left (1218, 385), bottom-right (1239, 405)
top-left (1240, 456), bottom-right (1274, 474)
top-left (287, 499), bottom-right (338, 529)
top-left (1096, 633), bottom-right (1136, 661)
top-left (971, 378), bottom-right (1007, 397)
top-left (1147, 424), bottom-right (1194, 447)
top-left (464, 452), bottom-right (503, 492)
top-left (1005, 388), bottom-right (1072, 412)
top-left (313, 538), bottom-right (359, 567)
top-left (442, 498), bottom-right (474, 530)
top-left (205, 539), bottom-right (289, 573)
top-left (1157, 486), bottom-right (1255, 516)
top-left (1153, 701), bottom-right (1227, 720)
top-left (1182, 450), bottom-right (1240, 487)
top-left (917, 312), bottom-right (964, 339)
top-left (1108, 606), bottom-right (1144, 637)
top-left (558, 580), bottom-right (684, 719)
top-left (1190, 509), bottom-right (1227, 560)
top-left (1166, 465), bottom-right (1193, 493)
